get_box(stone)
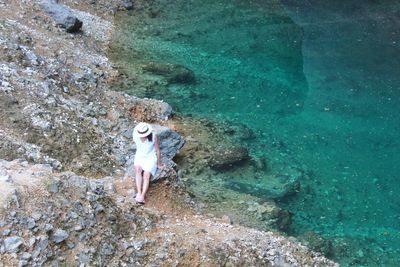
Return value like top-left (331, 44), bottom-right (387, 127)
top-left (52, 229), bottom-right (69, 244)
top-left (221, 215), bottom-right (233, 225)
top-left (48, 179), bottom-right (61, 193)
top-left (37, 235), bottom-right (49, 251)
top-left (27, 217), bottom-right (36, 229)
top-left (22, 252), bottom-right (32, 260)
top-left (119, 0), bottom-right (134, 11)
top-left (44, 223), bottom-right (54, 232)
top-left (209, 146), bottom-right (250, 170)
top-left (2, 229), bottom-right (11, 236)
top-left (79, 253), bottom-right (90, 264)
top-left (226, 166), bottom-right (302, 200)
top-left (101, 243), bottom-right (114, 256)
top-left (133, 240), bottom-right (145, 251)
top-left (4, 236), bottom-right (24, 253)
top-left (299, 232), bottom-right (333, 257)
top-left (31, 212), bottom-right (42, 221)
top-left (39, 0), bottom-right (83, 33)
top-left (142, 62), bottom-right (196, 84)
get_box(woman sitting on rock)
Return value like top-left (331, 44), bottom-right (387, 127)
top-left (133, 122), bottom-right (163, 204)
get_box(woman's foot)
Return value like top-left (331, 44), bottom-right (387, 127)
top-left (135, 194), bottom-right (145, 205)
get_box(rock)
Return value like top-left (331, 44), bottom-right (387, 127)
top-left (39, 0), bottom-right (83, 33)
top-left (275, 209), bottom-right (292, 231)
top-left (79, 253), bottom-right (91, 264)
top-left (4, 236), bottom-right (24, 253)
top-left (129, 98), bottom-right (173, 122)
top-left (133, 240), bottom-right (145, 251)
top-left (209, 146), bottom-right (250, 170)
top-left (226, 166), bottom-right (302, 200)
top-left (0, 174), bottom-right (13, 183)
top-left (155, 125), bottom-right (185, 160)
top-left (299, 232), bottom-right (333, 257)
top-left (221, 215), bottom-right (233, 224)
top-left (22, 252), bottom-right (32, 260)
top-left (52, 229), bottom-right (69, 244)
top-left (44, 223), bottom-right (54, 232)
top-left (142, 62), bottom-right (196, 84)
top-left (119, 0), bottom-right (134, 11)
top-left (26, 217), bottom-right (36, 229)
top-left (37, 235), bottom-right (49, 251)
top-left (18, 260), bottom-right (29, 267)
top-left (2, 229), bottom-right (11, 236)
top-left (101, 243), bottom-right (114, 256)
top-left (48, 179), bottom-right (61, 193)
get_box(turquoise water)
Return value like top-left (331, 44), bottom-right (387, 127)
top-left (111, 0), bottom-right (400, 265)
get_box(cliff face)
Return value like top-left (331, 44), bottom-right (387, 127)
top-left (0, 1), bottom-right (338, 266)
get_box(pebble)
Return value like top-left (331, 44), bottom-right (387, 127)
top-left (52, 229), bottom-right (69, 244)
top-left (4, 236), bottom-right (24, 253)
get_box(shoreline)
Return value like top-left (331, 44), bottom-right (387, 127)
top-left (0, 0), bottom-right (338, 266)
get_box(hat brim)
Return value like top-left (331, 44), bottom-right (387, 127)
top-left (133, 123), bottom-right (153, 138)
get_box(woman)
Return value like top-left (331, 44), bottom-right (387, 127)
top-left (132, 122), bottom-right (163, 204)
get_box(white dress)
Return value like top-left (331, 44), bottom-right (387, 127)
top-left (133, 134), bottom-right (157, 176)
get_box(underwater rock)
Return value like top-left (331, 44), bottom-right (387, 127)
top-left (225, 167), bottom-right (301, 200)
top-left (298, 232), bottom-right (333, 257)
top-left (209, 146), bottom-right (250, 170)
top-left (142, 62), bottom-right (196, 84)
top-left (39, 0), bottom-right (83, 33)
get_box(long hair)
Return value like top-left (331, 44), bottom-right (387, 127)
top-left (147, 133), bottom-right (153, 142)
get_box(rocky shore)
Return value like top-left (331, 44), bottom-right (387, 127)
top-left (0, 0), bottom-right (338, 266)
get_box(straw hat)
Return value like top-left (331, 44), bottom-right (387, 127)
top-left (133, 122), bottom-right (153, 138)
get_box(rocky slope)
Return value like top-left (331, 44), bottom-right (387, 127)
top-left (0, 0), bottom-right (338, 266)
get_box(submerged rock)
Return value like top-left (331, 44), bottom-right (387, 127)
top-left (142, 62), bottom-right (196, 84)
top-left (209, 146), bottom-right (250, 170)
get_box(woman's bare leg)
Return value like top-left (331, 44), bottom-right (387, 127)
top-left (135, 165), bottom-right (143, 197)
top-left (141, 171), bottom-right (151, 202)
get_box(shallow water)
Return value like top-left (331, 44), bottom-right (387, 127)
top-left (111, 0), bottom-right (400, 265)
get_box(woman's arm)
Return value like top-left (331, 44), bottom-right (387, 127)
top-left (154, 133), bottom-right (163, 168)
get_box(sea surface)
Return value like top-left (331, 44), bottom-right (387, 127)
top-left (110, 0), bottom-right (400, 265)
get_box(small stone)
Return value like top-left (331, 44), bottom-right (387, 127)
top-left (22, 252), bottom-right (32, 260)
top-left (52, 229), bottom-right (69, 244)
top-left (48, 180), bottom-right (61, 193)
top-left (78, 253), bottom-right (90, 264)
top-left (133, 240), bottom-right (145, 251)
top-left (29, 237), bottom-right (36, 247)
top-left (100, 243), bottom-right (114, 256)
top-left (44, 223), bottom-right (54, 232)
top-left (4, 236), bottom-right (24, 253)
top-left (27, 218), bottom-right (36, 229)
top-left (2, 229), bottom-right (11, 236)
top-left (31, 212), bottom-right (42, 221)
top-left (221, 215), bottom-right (232, 225)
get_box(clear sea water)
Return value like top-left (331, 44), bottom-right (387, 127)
top-left (110, 0), bottom-right (400, 265)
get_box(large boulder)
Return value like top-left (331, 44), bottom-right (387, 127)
top-left (39, 0), bottom-right (83, 33)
